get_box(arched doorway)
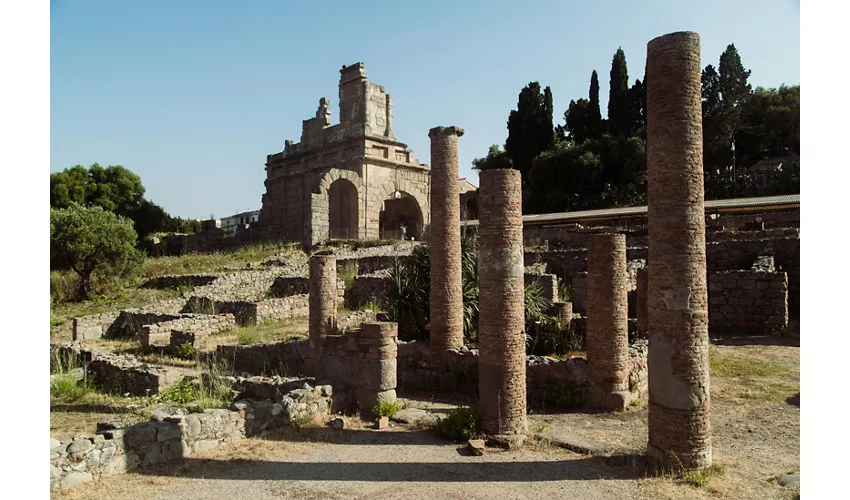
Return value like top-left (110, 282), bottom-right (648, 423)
top-left (380, 191), bottom-right (423, 240)
top-left (328, 179), bottom-right (359, 239)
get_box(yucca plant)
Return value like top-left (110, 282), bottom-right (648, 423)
top-left (386, 246), bottom-right (430, 341)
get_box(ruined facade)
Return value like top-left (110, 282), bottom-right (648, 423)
top-left (258, 63), bottom-right (431, 246)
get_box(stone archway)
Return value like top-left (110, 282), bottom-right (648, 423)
top-left (315, 169), bottom-right (363, 241)
top-left (380, 190), bottom-right (424, 240)
top-left (328, 179), bottom-right (359, 239)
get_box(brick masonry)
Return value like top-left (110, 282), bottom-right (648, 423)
top-left (478, 168), bottom-right (527, 436)
top-left (586, 233), bottom-right (630, 409)
top-left (309, 256), bottom-right (337, 372)
top-left (646, 30), bottom-right (712, 470)
top-left (428, 126), bottom-right (465, 357)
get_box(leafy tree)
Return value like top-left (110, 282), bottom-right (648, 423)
top-left (130, 199), bottom-right (173, 239)
top-left (736, 85), bottom-right (800, 162)
top-left (607, 48), bottom-right (630, 136)
top-left (472, 144), bottom-right (513, 171)
top-left (626, 78), bottom-right (646, 137)
top-left (588, 70), bottom-right (603, 140)
top-left (505, 82), bottom-right (556, 175)
top-left (51, 163), bottom-right (145, 218)
top-left (564, 98), bottom-right (591, 143)
top-left (50, 204), bottom-right (143, 300)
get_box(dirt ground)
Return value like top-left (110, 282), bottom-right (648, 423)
top-left (52, 338), bottom-right (799, 500)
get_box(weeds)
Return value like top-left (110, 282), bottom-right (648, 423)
top-left (674, 454), bottom-right (725, 487)
top-left (374, 401), bottom-right (402, 418)
top-left (360, 301), bottom-right (382, 312)
top-left (436, 406), bottom-right (482, 442)
top-left (174, 342), bottom-right (197, 360)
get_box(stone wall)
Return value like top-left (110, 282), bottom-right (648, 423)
top-left (55, 343), bottom-right (186, 396)
top-left (394, 339), bottom-right (648, 408)
top-left (142, 274), bottom-right (220, 290)
top-left (140, 313), bottom-right (237, 348)
top-left (50, 382), bottom-right (342, 492)
top-left (348, 274), bottom-right (390, 309)
top-left (72, 299), bottom-right (190, 341)
top-left (708, 270), bottom-right (788, 334)
top-left (217, 339), bottom-right (312, 377)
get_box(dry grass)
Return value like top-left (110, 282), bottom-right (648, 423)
top-left (50, 287), bottom-right (179, 334)
top-left (140, 243), bottom-right (304, 279)
top-left (51, 390), bottom-right (151, 439)
top-left (200, 317), bottom-right (309, 349)
top-left (709, 347), bottom-right (800, 404)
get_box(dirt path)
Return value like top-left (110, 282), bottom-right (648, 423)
top-left (52, 341), bottom-right (799, 500)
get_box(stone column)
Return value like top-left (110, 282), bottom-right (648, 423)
top-left (309, 255), bottom-right (337, 361)
top-left (586, 233), bottom-right (630, 409)
top-left (636, 268), bottom-right (648, 337)
top-left (646, 31), bottom-right (712, 470)
top-left (552, 301), bottom-right (573, 329)
top-left (355, 322), bottom-right (398, 415)
top-left (428, 126), bottom-right (465, 357)
top-left (478, 168), bottom-right (527, 436)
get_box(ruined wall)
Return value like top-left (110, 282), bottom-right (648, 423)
top-left (394, 339), bottom-right (648, 408)
top-left (708, 270), bottom-right (788, 333)
top-left (50, 384), bottom-right (344, 492)
top-left (140, 313), bottom-right (237, 348)
top-left (259, 63), bottom-right (431, 246)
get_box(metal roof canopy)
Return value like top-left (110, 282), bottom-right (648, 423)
top-left (460, 194), bottom-right (799, 227)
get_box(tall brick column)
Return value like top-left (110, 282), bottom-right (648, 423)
top-left (646, 31), bottom-right (712, 470)
top-left (309, 255), bottom-right (337, 362)
top-left (478, 168), bottom-right (527, 436)
top-left (636, 268), bottom-right (648, 337)
top-left (428, 126), bottom-right (465, 357)
top-left (586, 233), bottom-right (630, 409)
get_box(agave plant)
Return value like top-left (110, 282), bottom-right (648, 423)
top-left (386, 246), bottom-right (430, 341)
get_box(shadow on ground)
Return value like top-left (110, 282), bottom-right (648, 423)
top-left (129, 427), bottom-right (646, 483)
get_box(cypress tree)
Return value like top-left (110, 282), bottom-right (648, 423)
top-left (588, 70), bottom-right (603, 139)
top-left (608, 47), bottom-right (629, 136)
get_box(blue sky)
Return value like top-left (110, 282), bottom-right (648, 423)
top-left (50, 0), bottom-right (800, 219)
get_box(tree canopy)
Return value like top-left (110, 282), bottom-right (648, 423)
top-left (50, 204), bottom-right (143, 300)
top-left (473, 41), bottom-right (799, 215)
top-left (50, 163), bottom-right (199, 239)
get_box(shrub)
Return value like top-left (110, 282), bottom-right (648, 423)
top-left (360, 301), bottom-right (381, 312)
top-left (175, 342), bottom-right (197, 360)
top-left (373, 401), bottom-right (402, 418)
top-left (526, 315), bottom-right (585, 356)
top-left (436, 406), bottom-right (482, 441)
top-left (50, 204), bottom-right (143, 300)
top-left (238, 330), bottom-right (260, 346)
top-left (162, 379), bottom-right (200, 404)
top-left (50, 374), bottom-right (92, 401)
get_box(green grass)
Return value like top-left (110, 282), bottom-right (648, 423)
top-left (140, 243), bottom-right (304, 279)
top-left (374, 401), bottom-right (402, 418)
top-left (50, 374), bottom-right (93, 401)
top-left (709, 351), bottom-right (791, 378)
top-left (50, 285), bottom-right (181, 333)
top-left (338, 261), bottom-right (359, 292)
top-left (709, 348), bottom-right (800, 404)
top-left (205, 317), bottom-right (308, 348)
top-left (679, 462), bottom-right (725, 487)
top-left (360, 301), bottom-right (381, 312)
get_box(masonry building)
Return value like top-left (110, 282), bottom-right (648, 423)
top-left (258, 63), bottom-right (432, 246)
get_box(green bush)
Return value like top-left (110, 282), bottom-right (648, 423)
top-left (526, 315), bottom-right (585, 356)
top-left (50, 374), bottom-right (93, 401)
top-left (162, 379), bottom-right (200, 404)
top-left (175, 342), bottom-right (197, 360)
top-left (373, 401), bottom-right (402, 418)
top-left (50, 204), bottom-right (143, 301)
top-left (436, 406), bottom-right (482, 441)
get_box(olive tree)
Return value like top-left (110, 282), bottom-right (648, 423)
top-left (50, 204), bottom-right (143, 300)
